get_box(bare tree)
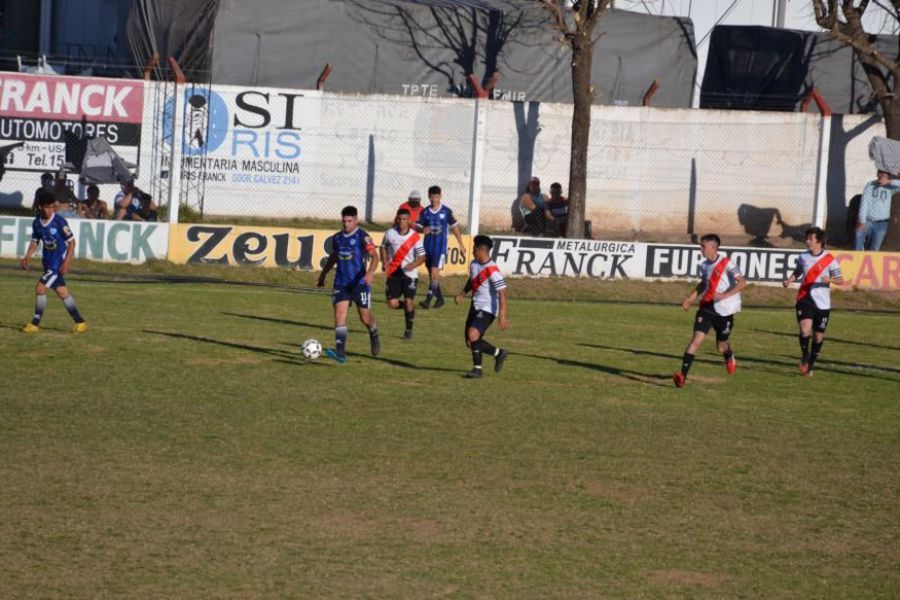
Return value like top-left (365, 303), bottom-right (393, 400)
top-left (539, 0), bottom-right (613, 238)
top-left (813, 0), bottom-right (900, 137)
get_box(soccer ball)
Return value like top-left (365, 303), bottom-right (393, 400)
top-left (301, 338), bottom-right (323, 360)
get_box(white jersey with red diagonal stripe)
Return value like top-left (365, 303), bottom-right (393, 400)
top-left (469, 259), bottom-right (506, 315)
top-left (381, 227), bottom-right (425, 279)
top-left (792, 251), bottom-right (842, 310)
top-left (698, 254), bottom-right (743, 316)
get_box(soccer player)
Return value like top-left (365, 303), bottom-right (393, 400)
top-left (673, 234), bottom-right (746, 387)
top-left (380, 208), bottom-right (426, 340)
top-left (454, 234), bottom-right (509, 378)
top-left (418, 185), bottom-right (466, 309)
top-left (21, 190), bottom-right (87, 334)
top-left (316, 206), bottom-right (381, 363)
top-left (783, 227), bottom-right (843, 376)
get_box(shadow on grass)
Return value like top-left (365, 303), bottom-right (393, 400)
top-left (752, 328), bottom-right (900, 352)
top-left (513, 351), bottom-right (672, 387)
top-left (144, 329), bottom-right (326, 366)
top-left (774, 354), bottom-right (900, 378)
top-left (345, 351), bottom-right (460, 373)
top-left (223, 312), bottom-right (333, 332)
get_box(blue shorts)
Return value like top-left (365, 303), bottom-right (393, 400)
top-left (39, 268), bottom-right (66, 289)
top-left (332, 284), bottom-right (372, 309)
top-left (424, 252), bottom-right (446, 270)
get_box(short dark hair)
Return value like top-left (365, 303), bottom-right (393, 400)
top-left (36, 189), bottom-right (56, 206)
top-left (473, 234), bottom-right (493, 249)
top-left (341, 205), bottom-right (358, 218)
top-left (805, 226), bottom-right (826, 245)
top-left (87, 184), bottom-right (99, 196)
top-left (396, 208), bottom-right (410, 217)
top-left (550, 182), bottom-right (562, 191)
top-left (41, 172), bottom-right (53, 182)
top-left (428, 185), bottom-right (441, 196)
top-left (700, 233), bottom-right (721, 246)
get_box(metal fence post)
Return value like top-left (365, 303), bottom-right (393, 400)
top-left (467, 98), bottom-right (486, 236)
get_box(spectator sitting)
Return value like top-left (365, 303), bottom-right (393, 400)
top-left (519, 176), bottom-right (549, 236)
top-left (52, 172), bottom-right (79, 218)
top-left (545, 182), bottom-right (569, 237)
top-left (78, 184), bottom-right (110, 220)
top-left (32, 172), bottom-right (54, 215)
top-left (132, 192), bottom-right (158, 222)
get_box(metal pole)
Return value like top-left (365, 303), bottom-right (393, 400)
top-left (813, 114), bottom-right (831, 229)
top-left (167, 84), bottom-right (183, 224)
top-left (467, 98), bottom-right (487, 237)
top-left (39, 0), bottom-right (53, 58)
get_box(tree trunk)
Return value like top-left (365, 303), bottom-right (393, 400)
top-left (565, 33), bottom-right (593, 239)
top-left (883, 96), bottom-right (900, 140)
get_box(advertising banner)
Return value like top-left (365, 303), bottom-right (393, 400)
top-left (0, 216), bottom-right (168, 264)
top-left (490, 236), bottom-right (646, 279)
top-left (168, 223), bottom-right (470, 275)
top-left (645, 243), bottom-right (900, 290)
top-left (0, 73), bottom-right (144, 173)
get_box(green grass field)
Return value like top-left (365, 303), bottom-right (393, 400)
top-left (1, 260), bottom-right (899, 598)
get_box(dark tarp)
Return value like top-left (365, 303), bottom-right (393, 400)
top-left (128, 0), bottom-right (697, 107)
top-left (701, 24), bottom-right (900, 113)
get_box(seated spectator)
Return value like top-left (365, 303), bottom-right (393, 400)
top-left (32, 172), bottom-right (54, 215)
top-left (518, 176), bottom-right (549, 236)
top-left (78, 184), bottom-right (110, 220)
top-left (52, 172), bottom-right (79, 219)
top-left (545, 182), bottom-right (569, 236)
top-left (114, 177), bottom-right (155, 221)
top-left (132, 192), bottom-right (158, 222)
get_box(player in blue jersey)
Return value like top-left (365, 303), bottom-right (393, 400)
top-left (417, 185), bottom-right (466, 309)
top-left (316, 206), bottom-right (381, 363)
top-left (21, 190), bottom-right (87, 334)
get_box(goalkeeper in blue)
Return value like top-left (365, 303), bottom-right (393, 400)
top-left (21, 190), bottom-right (87, 334)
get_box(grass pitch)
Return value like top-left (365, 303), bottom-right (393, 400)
top-left (1, 260), bottom-right (899, 598)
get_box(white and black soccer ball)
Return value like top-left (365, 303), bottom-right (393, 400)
top-left (301, 338), bottom-right (323, 360)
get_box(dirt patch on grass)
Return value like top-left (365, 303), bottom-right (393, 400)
top-left (650, 569), bottom-right (727, 587)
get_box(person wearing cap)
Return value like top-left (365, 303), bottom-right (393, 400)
top-left (856, 169), bottom-right (900, 251)
top-left (518, 176), bottom-right (549, 236)
top-left (398, 190), bottom-right (425, 228)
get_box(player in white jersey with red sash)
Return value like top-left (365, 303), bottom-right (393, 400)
top-left (673, 234), bottom-right (747, 388)
top-left (783, 227), bottom-right (843, 376)
top-left (454, 235), bottom-right (509, 378)
top-left (380, 208), bottom-right (426, 340)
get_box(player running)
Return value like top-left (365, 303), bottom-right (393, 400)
top-left (782, 227), bottom-right (843, 377)
top-left (21, 190), bottom-right (87, 334)
top-left (417, 185), bottom-right (466, 309)
top-left (380, 208), bottom-right (426, 340)
top-left (673, 234), bottom-right (746, 388)
top-left (455, 234), bottom-right (509, 378)
top-left (317, 206), bottom-right (381, 363)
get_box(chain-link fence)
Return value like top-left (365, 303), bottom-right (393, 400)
top-left (0, 70), bottom-right (886, 247)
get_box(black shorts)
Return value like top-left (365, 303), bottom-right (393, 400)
top-left (386, 274), bottom-right (417, 300)
top-left (796, 299), bottom-right (830, 333)
top-left (464, 305), bottom-right (495, 339)
top-left (693, 307), bottom-right (734, 342)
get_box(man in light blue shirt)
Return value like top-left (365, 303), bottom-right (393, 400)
top-left (856, 169), bottom-right (899, 251)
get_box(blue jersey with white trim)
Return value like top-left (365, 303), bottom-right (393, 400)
top-left (331, 227), bottom-right (375, 288)
top-left (31, 214), bottom-right (73, 270)
top-left (417, 204), bottom-right (457, 256)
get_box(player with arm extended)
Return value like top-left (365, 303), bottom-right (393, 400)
top-left (380, 208), bottom-right (426, 340)
top-left (783, 227), bottom-right (843, 377)
top-left (454, 235), bottom-right (509, 378)
top-left (21, 190), bottom-right (87, 334)
top-left (417, 185), bottom-right (466, 309)
top-left (316, 206), bottom-right (381, 363)
top-left (673, 234), bottom-right (747, 387)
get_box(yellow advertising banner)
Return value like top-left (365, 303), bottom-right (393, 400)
top-left (832, 251), bottom-right (900, 291)
top-left (167, 223), bottom-right (471, 275)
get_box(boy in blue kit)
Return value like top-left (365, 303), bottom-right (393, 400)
top-left (21, 190), bottom-right (87, 334)
top-left (316, 206), bottom-right (381, 363)
top-left (417, 185), bottom-right (466, 309)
